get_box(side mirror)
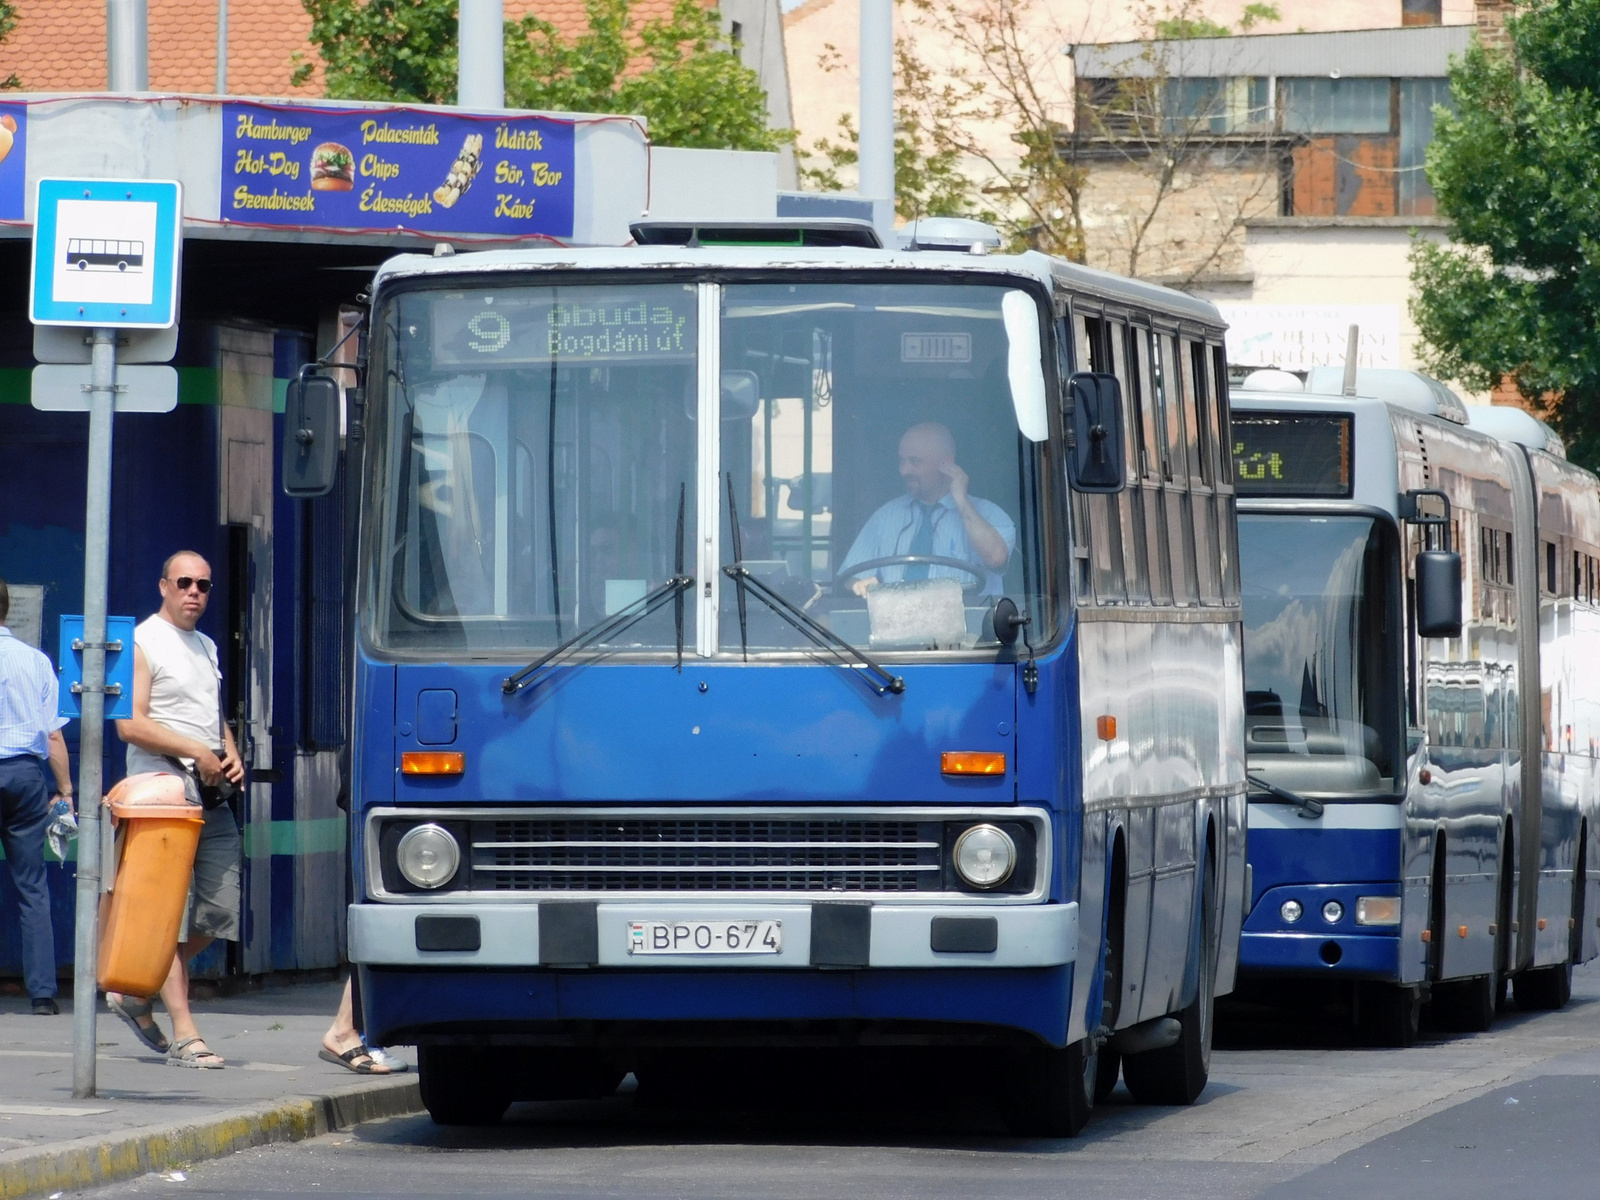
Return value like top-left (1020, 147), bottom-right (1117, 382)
top-left (721, 369), bottom-right (761, 421)
top-left (282, 373), bottom-right (340, 498)
top-left (1066, 372), bottom-right (1126, 493)
top-left (1415, 549), bottom-right (1462, 638)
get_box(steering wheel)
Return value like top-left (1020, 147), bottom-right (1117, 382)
top-left (836, 555), bottom-right (988, 594)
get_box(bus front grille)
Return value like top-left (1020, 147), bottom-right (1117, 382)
top-left (469, 818), bottom-right (944, 892)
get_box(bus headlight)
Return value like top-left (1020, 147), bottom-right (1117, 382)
top-left (1322, 900), bottom-right (1344, 924)
top-left (396, 824), bottom-right (460, 889)
top-left (953, 824), bottom-right (1016, 889)
top-left (1356, 896), bottom-right (1401, 926)
top-left (1280, 899), bottom-right (1303, 924)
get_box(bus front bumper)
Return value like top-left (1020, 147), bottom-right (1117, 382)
top-left (348, 900), bottom-right (1077, 970)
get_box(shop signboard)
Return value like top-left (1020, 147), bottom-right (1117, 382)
top-left (0, 101), bottom-right (24, 221)
top-left (220, 102), bottom-right (577, 239)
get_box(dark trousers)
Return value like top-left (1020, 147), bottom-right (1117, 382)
top-left (0, 754), bottom-right (56, 1000)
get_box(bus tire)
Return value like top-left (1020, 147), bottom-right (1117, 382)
top-left (1432, 973), bottom-right (1495, 1033)
top-left (1093, 1046), bottom-right (1122, 1103)
top-left (1121, 854), bottom-right (1216, 1106)
top-left (418, 1045), bottom-right (514, 1126)
top-left (1516, 862), bottom-right (1583, 1012)
top-left (999, 1037), bottom-right (1097, 1137)
top-left (1357, 982), bottom-right (1420, 1047)
top-left (1514, 960), bottom-right (1572, 1011)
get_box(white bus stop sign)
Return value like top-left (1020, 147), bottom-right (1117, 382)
top-left (29, 178), bottom-right (182, 329)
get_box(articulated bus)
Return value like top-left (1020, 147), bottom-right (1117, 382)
top-left (1231, 369), bottom-right (1600, 1044)
top-left (283, 218), bottom-right (1247, 1133)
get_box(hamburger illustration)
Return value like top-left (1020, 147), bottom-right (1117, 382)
top-left (309, 142), bottom-right (355, 191)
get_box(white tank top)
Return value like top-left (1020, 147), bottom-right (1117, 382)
top-left (126, 614), bottom-right (222, 776)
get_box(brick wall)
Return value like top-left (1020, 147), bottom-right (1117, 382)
top-left (1080, 154), bottom-right (1279, 284)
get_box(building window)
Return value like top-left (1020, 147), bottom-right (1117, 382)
top-left (1399, 77), bottom-right (1452, 215)
top-left (1402, 0), bottom-right (1442, 25)
top-left (1281, 78), bottom-right (1392, 134)
top-left (1162, 76), bottom-right (1272, 133)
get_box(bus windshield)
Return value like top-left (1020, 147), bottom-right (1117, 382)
top-left (368, 277), bottom-right (1052, 656)
top-left (1239, 514), bottom-right (1400, 798)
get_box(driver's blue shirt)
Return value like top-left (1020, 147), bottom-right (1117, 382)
top-left (840, 492), bottom-right (1016, 595)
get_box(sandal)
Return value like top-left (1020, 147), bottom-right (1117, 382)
top-left (319, 1045), bottom-right (390, 1074)
top-left (106, 993), bottom-right (170, 1054)
top-left (167, 1037), bottom-right (225, 1069)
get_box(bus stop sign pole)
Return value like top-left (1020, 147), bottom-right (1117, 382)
top-left (29, 176), bottom-right (183, 1099)
top-left (70, 330), bottom-right (118, 1099)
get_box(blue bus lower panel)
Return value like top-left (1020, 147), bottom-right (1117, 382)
top-left (361, 965), bottom-right (1074, 1048)
top-left (1239, 930), bottom-right (1399, 978)
top-left (1247, 827), bottom-right (1401, 909)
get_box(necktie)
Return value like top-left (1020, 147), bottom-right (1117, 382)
top-left (905, 502), bottom-right (937, 580)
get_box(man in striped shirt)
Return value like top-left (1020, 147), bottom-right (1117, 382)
top-left (0, 577), bottom-right (74, 1015)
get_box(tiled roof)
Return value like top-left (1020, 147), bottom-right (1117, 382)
top-left (0, 0), bottom-right (685, 97)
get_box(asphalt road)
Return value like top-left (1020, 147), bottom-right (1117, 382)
top-left (76, 963), bottom-right (1600, 1199)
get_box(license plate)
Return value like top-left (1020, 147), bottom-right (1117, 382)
top-left (627, 919), bottom-right (782, 956)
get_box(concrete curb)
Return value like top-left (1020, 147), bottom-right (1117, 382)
top-left (0, 1075), bottom-right (422, 1200)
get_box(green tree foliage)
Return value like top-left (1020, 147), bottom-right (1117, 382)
top-left (1411, 0), bottom-right (1600, 468)
top-left (1153, 2), bottom-right (1278, 38)
top-left (295, 0), bottom-right (786, 152)
top-left (1, 1), bottom-right (21, 89)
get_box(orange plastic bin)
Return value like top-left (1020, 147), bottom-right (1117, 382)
top-left (97, 773), bottom-right (203, 997)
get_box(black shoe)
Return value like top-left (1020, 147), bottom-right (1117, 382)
top-left (31, 998), bottom-right (59, 1015)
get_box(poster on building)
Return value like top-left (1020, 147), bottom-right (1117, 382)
top-left (0, 102), bottom-right (27, 222)
top-left (220, 102), bottom-right (575, 239)
top-left (1217, 304), bottom-right (1400, 371)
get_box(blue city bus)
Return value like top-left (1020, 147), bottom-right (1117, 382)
top-left (1231, 370), bottom-right (1600, 1044)
top-left (287, 219), bottom-right (1248, 1132)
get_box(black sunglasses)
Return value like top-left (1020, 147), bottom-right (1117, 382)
top-left (169, 576), bottom-right (213, 594)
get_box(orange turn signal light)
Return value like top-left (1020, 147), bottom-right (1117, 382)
top-left (401, 751), bottom-right (465, 776)
top-left (1096, 715), bottom-right (1117, 741)
top-left (941, 751), bottom-right (1006, 777)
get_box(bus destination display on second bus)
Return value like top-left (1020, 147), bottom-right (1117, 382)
top-left (1232, 412), bottom-right (1353, 497)
top-left (430, 287), bottom-right (696, 366)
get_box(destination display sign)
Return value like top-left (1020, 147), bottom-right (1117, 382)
top-left (430, 287), bottom-right (697, 366)
top-left (220, 102), bottom-right (575, 238)
top-left (1232, 411), bottom-right (1353, 497)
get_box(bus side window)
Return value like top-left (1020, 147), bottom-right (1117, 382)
top-left (1158, 332), bottom-right (1198, 604)
top-left (1208, 342), bottom-right (1239, 603)
top-left (1128, 325), bottom-right (1155, 480)
top-left (1134, 325), bottom-right (1174, 605)
top-left (1109, 318), bottom-right (1149, 604)
top-left (1182, 340), bottom-right (1211, 485)
top-left (1183, 339), bottom-right (1222, 605)
top-left (1073, 311), bottom-right (1095, 372)
top-left (1209, 344), bottom-right (1233, 485)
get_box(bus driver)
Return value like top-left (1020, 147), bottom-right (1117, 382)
top-left (841, 422), bottom-right (1015, 598)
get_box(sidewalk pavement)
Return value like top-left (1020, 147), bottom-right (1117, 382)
top-left (0, 979), bottom-right (422, 1199)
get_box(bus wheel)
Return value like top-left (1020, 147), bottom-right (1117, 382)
top-left (1093, 1046), bottom-right (1122, 1103)
top-left (999, 1037), bottom-right (1097, 1137)
top-left (1432, 973), bottom-right (1495, 1033)
top-left (1357, 982), bottom-right (1420, 1047)
top-left (1122, 856), bottom-right (1216, 1106)
top-left (1514, 960), bottom-right (1572, 1010)
top-left (418, 1045), bottom-right (514, 1126)
top-left (1517, 864), bottom-right (1583, 1012)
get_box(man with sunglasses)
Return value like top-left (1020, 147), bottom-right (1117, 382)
top-left (109, 551), bottom-right (243, 1069)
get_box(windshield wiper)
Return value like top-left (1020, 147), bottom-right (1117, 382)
top-left (722, 471), bottom-right (902, 697)
top-left (1247, 774), bottom-right (1325, 820)
top-left (504, 485), bottom-right (693, 696)
top-left (721, 564), bottom-right (905, 696)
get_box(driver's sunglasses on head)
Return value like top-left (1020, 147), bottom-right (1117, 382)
top-left (170, 576), bottom-right (213, 594)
